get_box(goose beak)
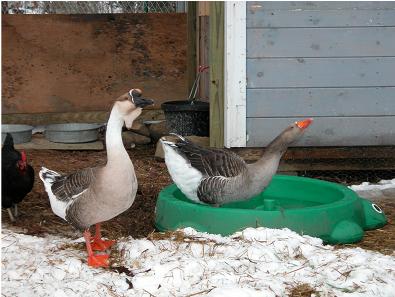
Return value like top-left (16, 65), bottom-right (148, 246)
top-left (134, 97), bottom-right (154, 108)
top-left (296, 118), bottom-right (313, 130)
top-left (128, 89), bottom-right (155, 108)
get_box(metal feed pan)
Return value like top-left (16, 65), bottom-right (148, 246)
top-left (2, 124), bottom-right (33, 144)
top-left (44, 123), bottom-right (102, 143)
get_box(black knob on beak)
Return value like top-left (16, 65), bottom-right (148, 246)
top-left (128, 89), bottom-right (154, 108)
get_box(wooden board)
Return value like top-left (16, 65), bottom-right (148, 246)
top-left (247, 7), bottom-right (395, 28)
top-left (209, 1), bottom-right (225, 148)
top-left (247, 116), bottom-right (395, 147)
top-left (247, 57), bottom-right (395, 88)
top-left (198, 2), bottom-right (210, 16)
top-left (246, 87), bottom-right (395, 117)
top-left (198, 15), bottom-right (210, 101)
top-left (234, 146), bottom-right (395, 161)
top-left (234, 146), bottom-right (395, 171)
top-left (224, 1), bottom-right (246, 148)
top-left (247, 27), bottom-right (395, 58)
top-left (14, 134), bottom-right (104, 150)
top-left (276, 158), bottom-right (395, 171)
top-left (2, 14), bottom-right (187, 114)
top-left (187, 2), bottom-right (197, 95)
top-left (2, 110), bottom-right (165, 126)
top-left (244, 1), bottom-right (395, 148)
top-left (248, 1), bottom-right (395, 10)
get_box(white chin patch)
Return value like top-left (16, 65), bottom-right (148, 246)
top-left (124, 108), bottom-right (142, 129)
top-left (124, 116), bottom-right (135, 129)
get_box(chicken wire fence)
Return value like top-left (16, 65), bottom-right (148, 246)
top-left (1, 1), bottom-right (185, 14)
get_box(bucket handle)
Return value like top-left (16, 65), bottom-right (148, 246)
top-left (188, 65), bottom-right (209, 103)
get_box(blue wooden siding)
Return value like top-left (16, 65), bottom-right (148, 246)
top-left (246, 1), bottom-right (395, 147)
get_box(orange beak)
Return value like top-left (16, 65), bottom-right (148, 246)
top-left (296, 118), bottom-right (313, 130)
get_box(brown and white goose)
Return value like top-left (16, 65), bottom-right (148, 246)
top-left (161, 118), bottom-right (313, 206)
top-left (39, 89), bottom-right (154, 267)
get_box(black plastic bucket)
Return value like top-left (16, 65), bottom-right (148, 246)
top-left (161, 100), bottom-right (209, 136)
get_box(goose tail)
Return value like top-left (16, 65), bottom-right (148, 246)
top-left (169, 133), bottom-right (187, 142)
top-left (161, 133), bottom-right (188, 147)
top-left (39, 167), bottom-right (61, 185)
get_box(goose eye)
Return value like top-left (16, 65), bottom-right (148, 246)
top-left (372, 203), bottom-right (383, 213)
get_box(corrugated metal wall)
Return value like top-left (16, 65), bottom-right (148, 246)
top-left (246, 1), bottom-right (395, 147)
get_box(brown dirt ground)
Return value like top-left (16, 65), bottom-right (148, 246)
top-left (2, 145), bottom-right (394, 256)
top-left (1, 145), bottom-right (171, 240)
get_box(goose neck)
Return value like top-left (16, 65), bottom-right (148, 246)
top-left (106, 106), bottom-right (128, 164)
top-left (247, 138), bottom-right (287, 181)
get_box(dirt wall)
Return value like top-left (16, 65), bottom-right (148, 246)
top-left (2, 13), bottom-right (187, 114)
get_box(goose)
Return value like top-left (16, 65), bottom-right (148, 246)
top-left (161, 118), bottom-right (313, 206)
top-left (39, 89), bottom-right (154, 267)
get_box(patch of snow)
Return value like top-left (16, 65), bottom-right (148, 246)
top-left (2, 227), bottom-right (395, 297)
top-left (349, 178), bottom-right (395, 199)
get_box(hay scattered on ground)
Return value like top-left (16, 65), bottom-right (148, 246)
top-left (287, 283), bottom-right (319, 297)
top-left (2, 145), bottom-right (171, 240)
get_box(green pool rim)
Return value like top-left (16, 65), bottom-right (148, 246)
top-left (154, 175), bottom-right (387, 244)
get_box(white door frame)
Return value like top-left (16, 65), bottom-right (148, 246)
top-left (224, 1), bottom-right (247, 148)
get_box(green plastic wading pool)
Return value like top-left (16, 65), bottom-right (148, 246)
top-left (155, 175), bottom-right (387, 244)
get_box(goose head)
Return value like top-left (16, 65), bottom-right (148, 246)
top-left (114, 88), bottom-right (154, 129)
top-left (279, 118), bottom-right (313, 145)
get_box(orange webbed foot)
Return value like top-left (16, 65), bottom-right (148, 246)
top-left (91, 239), bottom-right (115, 251)
top-left (87, 254), bottom-right (110, 267)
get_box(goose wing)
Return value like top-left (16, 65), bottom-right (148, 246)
top-left (51, 168), bottom-right (97, 201)
top-left (167, 136), bottom-right (247, 178)
top-left (43, 167), bottom-right (97, 202)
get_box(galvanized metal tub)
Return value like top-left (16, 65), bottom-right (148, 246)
top-left (44, 123), bottom-right (102, 143)
top-left (2, 124), bottom-right (34, 144)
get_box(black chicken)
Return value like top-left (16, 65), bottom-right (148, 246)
top-left (2, 133), bottom-right (34, 222)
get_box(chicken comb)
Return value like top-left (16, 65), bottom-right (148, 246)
top-left (20, 151), bottom-right (27, 162)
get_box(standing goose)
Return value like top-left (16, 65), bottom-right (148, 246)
top-left (39, 89), bottom-right (154, 267)
top-left (162, 118), bottom-right (313, 206)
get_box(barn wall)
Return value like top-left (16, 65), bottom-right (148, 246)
top-left (246, 2), bottom-right (395, 147)
top-left (2, 14), bottom-right (187, 114)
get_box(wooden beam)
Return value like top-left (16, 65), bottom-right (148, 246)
top-left (187, 1), bottom-right (197, 95)
top-left (224, 1), bottom-right (246, 148)
top-left (14, 135), bottom-right (104, 151)
top-left (234, 147), bottom-right (395, 171)
top-left (1, 110), bottom-right (165, 126)
top-left (198, 1), bottom-right (210, 16)
top-left (209, 1), bottom-right (225, 148)
top-left (234, 146), bottom-right (395, 161)
top-left (198, 15), bottom-right (209, 101)
top-left (277, 158), bottom-right (395, 172)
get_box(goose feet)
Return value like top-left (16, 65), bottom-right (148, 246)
top-left (87, 254), bottom-right (110, 268)
top-left (91, 238), bottom-right (115, 251)
top-left (91, 223), bottom-right (115, 251)
top-left (83, 229), bottom-right (110, 268)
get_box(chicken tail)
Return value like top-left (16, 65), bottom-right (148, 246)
top-left (3, 133), bottom-right (14, 148)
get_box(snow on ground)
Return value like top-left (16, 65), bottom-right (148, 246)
top-left (2, 227), bottom-right (395, 297)
top-left (350, 178), bottom-right (395, 199)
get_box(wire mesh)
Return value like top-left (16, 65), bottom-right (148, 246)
top-left (1, 1), bottom-right (182, 14)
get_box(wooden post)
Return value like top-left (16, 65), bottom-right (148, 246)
top-left (209, 1), bottom-right (224, 148)
top-left (224, 2), bottom-right (246, 147)
top-left (198, 2), bottom-right (210, 101)
top-left (187, 1), bottom-right (197, 95)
